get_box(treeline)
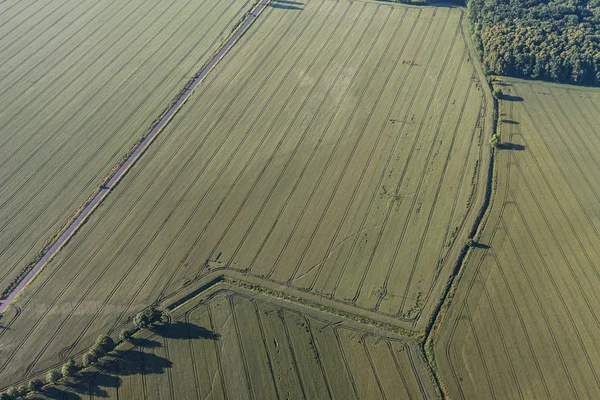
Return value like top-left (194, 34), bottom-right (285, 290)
top-left (468, 0), bottom-right (600, 85)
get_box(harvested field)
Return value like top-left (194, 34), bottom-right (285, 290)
top-left (0, 0), bottom-right (254, 291)
top-left (436, 79), bottom-right (600, 398)
top-left (0, 0), bottom-right (489, 388)
top-left (36, 286), bottom-right (438, 399)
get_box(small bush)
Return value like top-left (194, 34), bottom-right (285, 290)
top-left (61, 359), bottom-right (78, 378)
top-left (119, 328), bottom-right (134, 342)
top-left (28, 378), bottom-right (43, 393)
top-left (466, 238), bottom-right (476, 248)
top-left (46, 369), bottom-right (61, 384)
top-left (490, 134), bottom-right (500, 148)
top-left (493, 87), bottom-right (503, 99)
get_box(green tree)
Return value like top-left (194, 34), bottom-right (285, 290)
top-left (28, 378), bottom-right (43, 393)
top-left (490, 134), bottom-right (500, 148)
top-left (119, 328), bottom-right (133, 342)
top-left (133, 307), bottom-right (164, 329)
top-left (61, 359), bottom-right (78, 378)
top-left (46, 369), bottom-right (61, 384)
top-left (95, 334), bottom-right (115, 354)
top-left (82, 351), bottom-right (98, 368)
top-left (466, 238), bottom-right (476, 248)
top-left (5, 387), bottom-right (19, 399)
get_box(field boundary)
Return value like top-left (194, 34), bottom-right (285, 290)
top-left (420, 12), bottom-right (498, 398)
top-left (0, 0), bottom-right (269, 314)
top-left (161, 269), bottom-right (421, 337)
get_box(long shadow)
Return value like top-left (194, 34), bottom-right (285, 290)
top-left (37, 385), bottom-right (83, 399)
top-left (473, 242), bottom-right (491, 249)
top-left (154, 321), bottom-right (220, 340)
top-left (500, 94), bottom-right (524, 102)
top-left (501, 119), bottom-right (519, 125)
top-left (129, 337), bottom-right (161, 348)
top-left (498, 142), bottom-right (526, 151)
top-left (270, 0), bottom-right (303, 10)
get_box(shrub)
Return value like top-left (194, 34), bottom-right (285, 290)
top-left (28, 378), bottom-right (43, 393)
top-left (490, 134), bottom-right (500, 148)
top-left (493, 87), bottom-right (503, 99)
top-left (46, 369), bottom-right (61, 384)
top-left (119, 328), bottom-right (134, 342)
top-left (61, 359), bottom-right (78, 378)
top-left (466, 238), bottom-right (476, 248)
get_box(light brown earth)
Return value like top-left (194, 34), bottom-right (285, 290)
top-left (0, 0), bottom-right (490, 391)
top-left (436, 78), bottom-right (600, 399)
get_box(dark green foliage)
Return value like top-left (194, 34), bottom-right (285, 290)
top-left (466, 238), bottom-right (476, 248)
top-left (46, 369), bottom-right (61, 384)
top-left (5, 387), bottom-right (19, 399)
top-left (119, 328), bottom-right (134, 342)
top-left (61, 359), bottom-right (78, 378)
top-left (490, 134), bottom-right (500, 148)
top-left (469, 0), bottom-right (600, 85)
top-left (133, 307), bottom-right (164, 329)
top-left (28, 378), bottom-right (43, 393)
top-left (82, 351), bottom-right (98, 367)
top-left (95, 334), bottom-right (115, 354)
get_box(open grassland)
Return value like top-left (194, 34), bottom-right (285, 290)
top-left (0, 0), bottom-right (489, 388)
top-left (436, 79), bottom-right (600, 399)
top-left (36, 287), bottom-right (438, 399)
top-left (0, 0), bottom-right (254, 292)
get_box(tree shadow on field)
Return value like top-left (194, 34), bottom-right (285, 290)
top-left (270, 0), bottom-right (303, 10)
top-left (498, 142), bottom-right (526, 151)
top-left (500, 94), bottom-right (524, 102)
top-left (152, 320), bottom-right (220, 340)
top-left (129, 337), bottom-right (161, 348)
top-left (501, 119), bottom-right (519, 125)
top-left (473, 242), bottom-right (491, 249)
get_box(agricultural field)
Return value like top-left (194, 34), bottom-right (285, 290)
top-left (0, 0), bottom-right (254, 292)
top-left (435, 79), bottom-right (600, 398)
top-left (34, 286), bottom-right (438, 399)
top-left (0, 0), bottom-right (491, 388)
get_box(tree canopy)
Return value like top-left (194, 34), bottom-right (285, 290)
top-left (468, 0), bottom-right (600, 85)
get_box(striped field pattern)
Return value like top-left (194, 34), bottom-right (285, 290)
top-left (436, 79), bottom-right (600, 399)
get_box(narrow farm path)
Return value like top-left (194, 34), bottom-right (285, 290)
top-left (0, 0), bottom-right (269, 314)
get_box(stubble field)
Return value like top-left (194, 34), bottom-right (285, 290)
top-left (36, 286), bottom-right (438, 399)
top-left (0, 0), bottom-right (489, 390)
top-left (0, 0), bottom-right (253, 292)
top-left (436, 79), bottom-right (600, 399)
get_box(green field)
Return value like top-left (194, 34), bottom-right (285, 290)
top-left (34, 286), bottom-right (438, 399)
top-left (0, 0), bottom-right (491, 394)
top-left (0, 0), bottom-right (253, 292)
top-left (435, 79), bottom-right (600, 398)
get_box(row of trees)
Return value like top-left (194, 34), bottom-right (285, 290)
top-left (468, 0), bottom-right (600, 85)
top-left (0, 307), bottom-right (164, 400)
